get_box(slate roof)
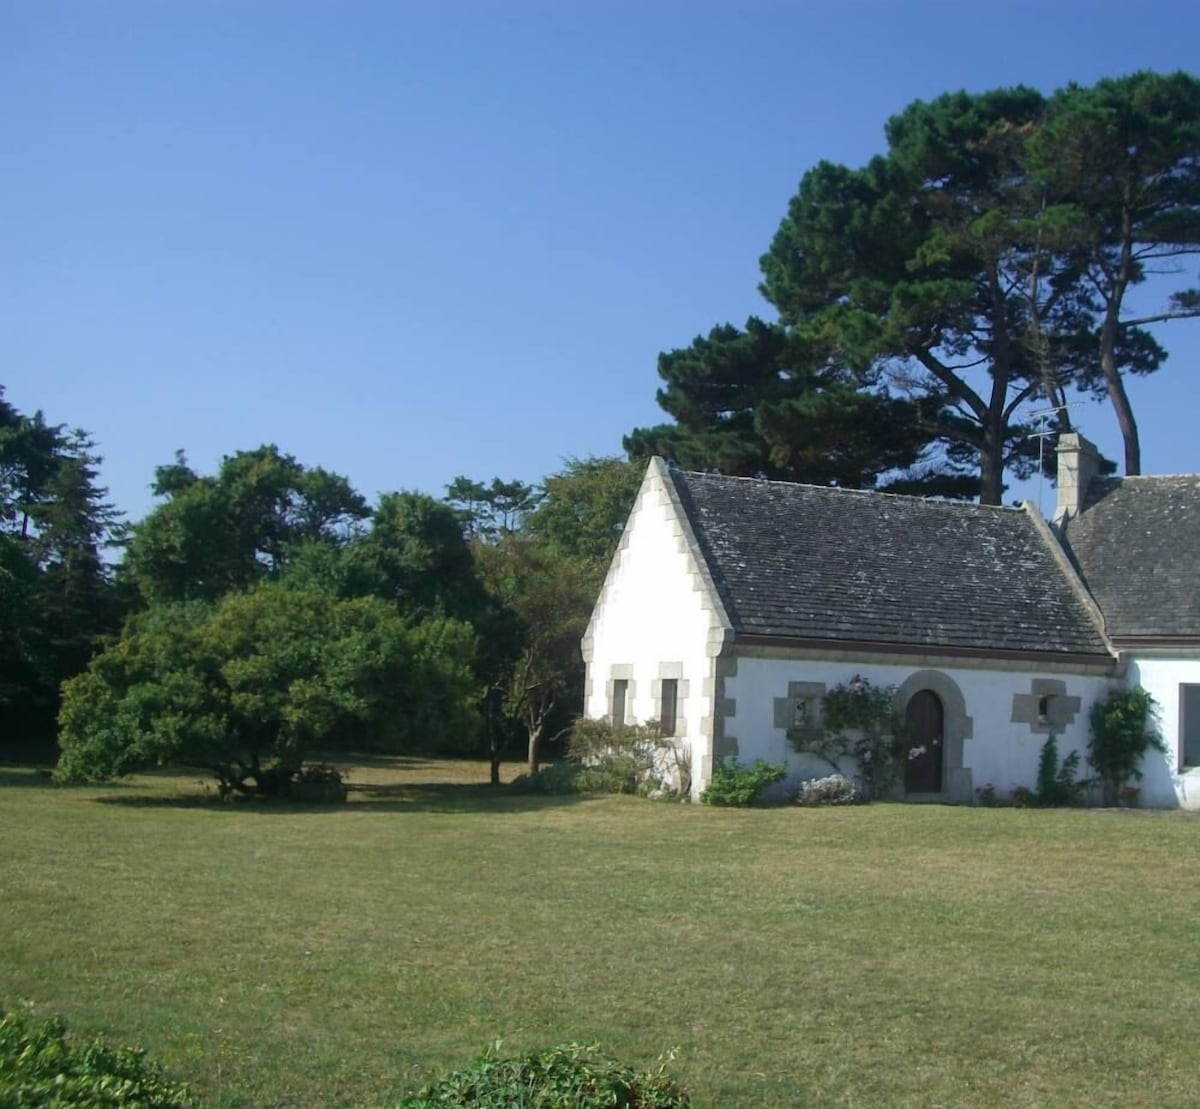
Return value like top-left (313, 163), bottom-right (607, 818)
top-left (668, 468), bottom-right (1111, 657)
top-left (1059, 475), bottom-right (1200, 640)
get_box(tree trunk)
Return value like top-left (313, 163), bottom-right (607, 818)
top-left (486, 688), bottom-right (503, 786)
top-left (977, 426), bottom-right (1006, 506)
top-left (527, 722), bottom-right (544, 774)
top-left (1100, 215), bottom-right (1142, 475)
top-left (1099, 311), bottom-right (1142, 474)
top-left (980, 265), bottom-right (1013, 507)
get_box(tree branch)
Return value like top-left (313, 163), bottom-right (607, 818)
top-left (1003, 379), bottom-right (1048, 423)
top-left (1118, 308), bottom-right (1200, 327)
top-left (913, 349), bottom-right (987, 418)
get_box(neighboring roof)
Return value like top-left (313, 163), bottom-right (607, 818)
top-left (667, 467), bottom-right (1111, 657)
top-left (1059, 475), bottom-right (1200, 640)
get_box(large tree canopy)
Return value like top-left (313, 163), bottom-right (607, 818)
top-left (634, 72), bottom-right (1199, 504)
top-left (1027, 70), bottom-right (1200, 474)
top-left (56, 583), bottom-right (478, 795)
top-left (760, 86), bottom-right (1086, 504)
top-left (0, 388), bottom-right (122, 750)
top-left (524, 456), bottom-right (643, 590)
top-left (625, 318), bottom-right (978, 496)
top-left (124, 445), bottom-right (369, 604)
top-left (65, 446), bottom-right (498, 784)
top-left (340, 491), bottom-right (491, 623)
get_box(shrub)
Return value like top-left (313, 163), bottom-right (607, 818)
top-left (700, 758), bottom-right (787, 806)
top-left (566, 718), bottom-right (678, 796)
top-left (292, 762), bottom-right (345, 785)
top-left (1118, 784), bottom-right (1142, 807)
top-left (1011, 785), bottom-right (1033, 808)
top-left (400, 1041), bottom-right (689, 1107)
top-left (510, 762), bottom-right (580, 795)
top-left (975, 781), bottom-right (999, 807)
top-left (1034, 734), bottom-right (1089, 807)
top-left (1088, 688), bottom-right (1164, 805)
top-left (795, 773), bottom-right (857, 806)
top-left (0, 1004), bottom-right (195, 1107)
top-left (288, 763), bottom-right (348, 802)
top-left (573, 760), bottom-right (642, 795)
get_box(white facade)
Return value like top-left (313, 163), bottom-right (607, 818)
top-left (722, 650), bottom-right (1115, 803)
top-left (1124, 653), bottom-right (1200, 810)
top-left (582, 459), bottom-right (729, 799)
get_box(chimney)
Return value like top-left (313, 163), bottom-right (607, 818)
top-left (1053, 432), bottom-right (1102, 524)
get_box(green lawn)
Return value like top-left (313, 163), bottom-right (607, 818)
top-left (2, 758), bottom-right (1198, 1107)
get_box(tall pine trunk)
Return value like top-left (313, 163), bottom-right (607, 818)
top-left (1099, 213), bottom-right (1141, 475)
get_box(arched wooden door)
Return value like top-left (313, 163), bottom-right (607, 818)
top-left (904, 690), bottom-right (944, 793)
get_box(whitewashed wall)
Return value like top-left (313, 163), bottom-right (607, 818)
top-left (1125, 654), bottom-right (1200, 810)
top-left (723, 652), bottom-right (1115, 803)
top-left (583, 462), bottom-right (725, 797)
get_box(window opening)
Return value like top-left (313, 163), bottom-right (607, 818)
top-left (1037, 695), bottom-right (1052, 725)
top-left (660, 679), bottom-right (678, 737)
top-left (1182, 685), bottom-right (1200, 769)
top-left (793, 696), bottom-right (813, 728)
top-left (611, 679), bottom-right (628, 727)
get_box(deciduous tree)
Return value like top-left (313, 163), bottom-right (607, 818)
top-left (124, 446), bottom-right (369, 604)
top-left (524, 456), bottom-right (643, 591)
top-left (56, 583), bottom-right (478, 794)
top-left (475, 535), bottom-right (593, 775)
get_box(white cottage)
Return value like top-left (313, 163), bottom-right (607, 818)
top-left (582, 434), bottom-right (1200, 808)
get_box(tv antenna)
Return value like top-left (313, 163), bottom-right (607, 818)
top-left (1027, 402), bottom-right (1083, 517)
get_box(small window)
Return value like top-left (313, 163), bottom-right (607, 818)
top-left (611, 679), bottom-right (628, 727)
top-left (1182, 685), bottom-right (1200, 769)
top-left (793, 696), bottom-right (813, 729)
top-left (660, 678), bottom-right (678, 737)
top-left (1037, 695), bottom-right (1052, 725)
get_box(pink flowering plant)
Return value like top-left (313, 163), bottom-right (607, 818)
top-left (787, 674), bottom-right (907, 801)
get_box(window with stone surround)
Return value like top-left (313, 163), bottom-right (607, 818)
top-left (611, 679), bottom-right (628, 726)
top-left (651, 665), bottom-right (687, 738)
top-left (1012, 679), bottom-right (1080, 735)
top-left (774, 680), bottom-right (826, 734)
top-left (660, 679), bottom-right (678, 737)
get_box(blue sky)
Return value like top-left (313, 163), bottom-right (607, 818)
top-left (4, 1), bottom-right (1199, 523)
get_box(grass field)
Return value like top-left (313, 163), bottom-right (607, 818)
top-left (2, 756), bottom-right (1199, 1107)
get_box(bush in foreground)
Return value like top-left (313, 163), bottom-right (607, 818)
top-left (0, 1004), bottom-right (195, 1107)
top-left (795, 773), bottom-right (857, 806)
top-left (699, 759), bottom-right (787, 806)
top-left (400, 1041), bottom-right (689, 1108)
top-left (512, 718), bottom-right (689, 800)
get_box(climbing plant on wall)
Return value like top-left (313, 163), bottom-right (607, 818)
top-left (1088, 688), bottom-right (1163, 805)
top-left (787, 675), bottom-right (908, 801)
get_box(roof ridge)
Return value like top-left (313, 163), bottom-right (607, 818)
top-left (675, 468), bottom-right (1022, 512)
top-left (1100, 473), bottom-right (1200, 481)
